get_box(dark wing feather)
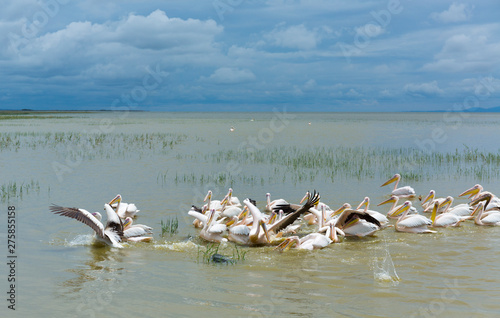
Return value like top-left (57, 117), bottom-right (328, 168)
top-left (268, 190), bottom-right (320, 233)
top-left (49, 205), bottom-right (105, 238)
top-left (336, 209), bottom-right (381, 228)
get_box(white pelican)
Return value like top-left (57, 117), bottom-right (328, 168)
top-left (203, 190), bottom-right (223, 211)
top-left (243, 198), bottom-right (273, 245)
top-left (356, 197), bottom-right (389, 227)
top-left (378, 195), bottom-right (417, 219)
top-left (122, 217), bottom-right (153, 242)
top-left (392, 201), bottom-right (435, 234)
top-left (109, 194), bottom-right (140, 219)
top-left (429, 202), bottom-right (467, 228)
top-left (380, 173), bottom-right (416, 198)
top-left (265, 192), bottom-right (289, 212)
top-left (300, 191), bottom-right (331, 212)
top-left (267, 191), bottom-right (321, 234)
top-left (438, 196), bottom-right (473, 217)
top-left (459, 184), bottom-right (500, 211)
top-left (50, 204), bottom-right (124, 248)
top-left (188, 209), bottom-right (227, 242)
top-left (222, 188), bottom-right (241, 207)
top-left (469, 193), bottom-right (500, 226)
top-left (275, 223), bottom-right (343, 251)
top-left (421, 190), bottom-right (447, 212)
top-left (331, 208), bottom-right (381, 237)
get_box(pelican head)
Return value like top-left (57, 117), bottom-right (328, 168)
top-left (91, 212), bottom-right (102, 221)
top-left (380, 173), bottom-right (400, 187)
top-left (378, 196), bottom-right (397, 206)
top-left (300, 191), bottom-right (310, 204)
top-left (123, 217), bottom-right (133, 228)
top-left (356, 197), bottom-right (370, 210)
top-left (392, 201), bottom-right (412, 217)
top-left (459, 184), bottom-right (482, 199)
top-left (439, 196), bottom-right (454, 209)
top-left (469, 192), bottom-right (493, 207)
top-left (332, 203), bottom-right (351, 217)
top-left (421, 190), bottom-right (435, 206)
top-left (109, 194), bottom-right (122, 206)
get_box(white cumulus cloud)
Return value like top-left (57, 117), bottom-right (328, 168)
top-left (431, 3), bottom-right (473, 23)
top-left (206, 67), bottom-right (256, 84)
top-left (404, 81), bottom-right (444, 97)
top-left (265, 24), bottom-right (320, 50)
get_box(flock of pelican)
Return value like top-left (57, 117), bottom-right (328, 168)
top-left (49, 173), bottom-right (500, 251)
top-left (186, 174), bottom-right (500, 251)
top-left (49, 194), bottom-right (153, 248)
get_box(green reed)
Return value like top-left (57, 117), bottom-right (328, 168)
top-left (160, 216), bottom-right (179, 237)
top-left (0, 180), bottom-right (40, 202)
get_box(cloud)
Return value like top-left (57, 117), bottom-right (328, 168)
top-left (423, 25), bottom-right (500, 73)
top-left (404, 81), bottom-right (444, 97)
top-left (206, 67), bottom-right (256, 84)
top-left (264, 24), bottom-right (320, 50)
top-left (3, 10), bottom-right (223, 78)
top-left (431, 3), bottom-right (473, 23)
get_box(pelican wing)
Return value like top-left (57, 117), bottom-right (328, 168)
top-left (335, 209), bottom-right (382, 229)
top-left (481, 212), bottom-right (500, 225)
top-left (268, 190), bottom-right (321, 233)
top-left (208, 223), bottom-right (227, 234)
top-left (393, 186), bottom-right (415, 197)
top-left (50, 205), bottom-right (105, 238)
top-left (104, 204), bottom-right (124, 238)
top-left (229, 224), bottom-right (250, 236)
top-left (123, 226), bottom-right (151, 238)
top-left (398, 215), bottom-right (431, 228)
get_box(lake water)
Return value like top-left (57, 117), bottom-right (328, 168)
top-left (1, 111), bottom-right (500, 317)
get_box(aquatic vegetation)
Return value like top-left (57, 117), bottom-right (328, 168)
top-left (160, 217), bottom-right (179, 237)
top-left (1, 180), bottom-right (40, 202)
top-left (173, 145), bottom-right (500, 187)
top-left (197, 243), bottom-right (246, 265)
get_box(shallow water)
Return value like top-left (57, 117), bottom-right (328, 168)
top-left (2, 111), bottom-right (500, 317)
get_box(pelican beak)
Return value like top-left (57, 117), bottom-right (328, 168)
top-left (260, 220), bottom-right (270, 243)
top-left (392, 202), bottom-right (410, 217)
top-left (207, 209), bottom-right (216, 225)
top-left (109, 194), bottom-right (121, 206)
top-left (378, 196), bottom-right (396, 206)
top-left (220, 195), bottom-right (228, 205)
top-left (225, 217), bottom-right (236, 227)
top-left (275, 238), bottom-right (291, 252)
top-left (380, 174), bottom-right (398, 187)
top-left (204, 191), bottom-right (211, 202)
top-left (470, 193), bottom-right (492, 206)
top-left (268, 212), bottom-right (277, 224)
top-left (438, 197), bottom-right (452, 209)
top-left (332, 204), bottom-right (349, 217)
top-left (459, 185), bottom-right (480, 198)
top-left (356, 197), bottom-right (369, 210)
top-left (471, 202), bottom-right (485, 216)
top-left (299, 192), bottom-right (310, 204)
top-left (422, 191), bottom-right (435, 206)
top-left (237, 206), bottom-right (248, 219)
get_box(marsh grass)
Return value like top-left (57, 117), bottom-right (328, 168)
top-left (0, 132), bottom-right (187, 158)
top-left (197, 243), bottom-right (247, 265)
top-left (1, 180), bottom-right (40, 202)
top-left (174, 145), bottom-right (500, 186)
top-left (160, 216), bottom-right (179, 237)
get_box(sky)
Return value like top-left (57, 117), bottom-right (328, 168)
top-left (1, 0), bottom-right (500, 112)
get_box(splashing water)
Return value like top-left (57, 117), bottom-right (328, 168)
top-left (373, 246), bottom-right (400, 287)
